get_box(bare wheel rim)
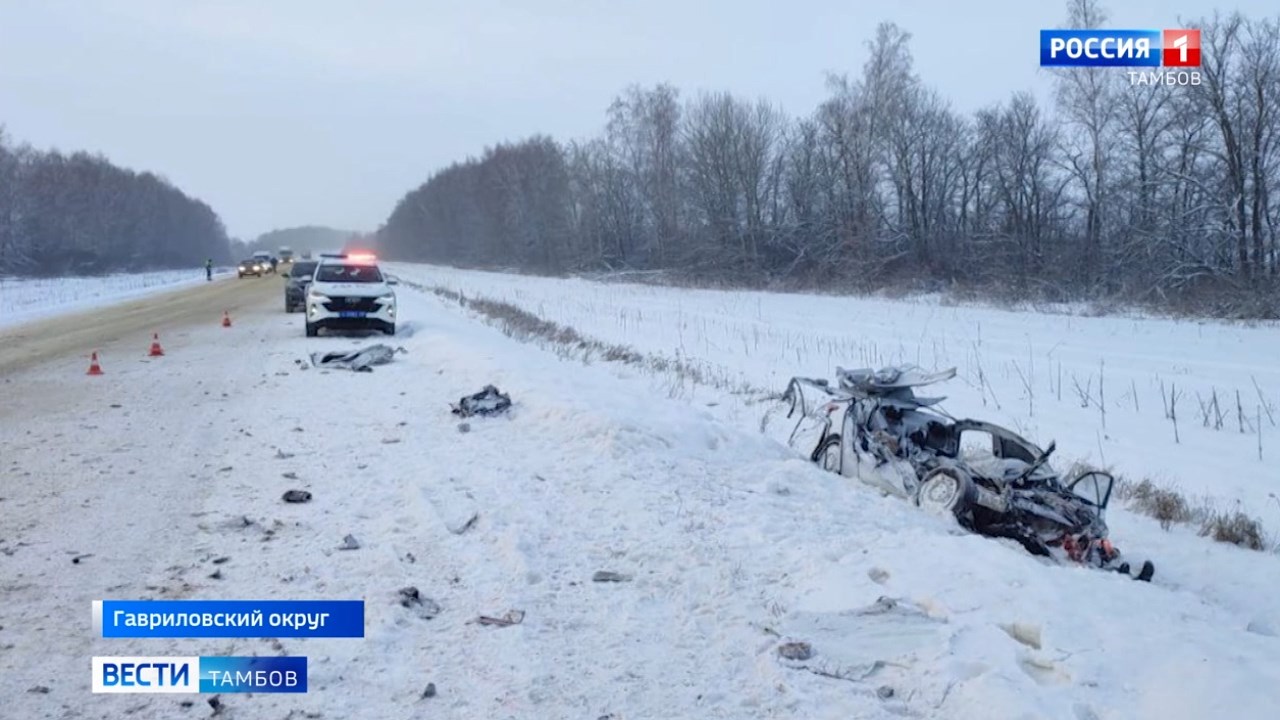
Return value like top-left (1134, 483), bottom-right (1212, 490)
top-left (919, 474), bottom-right (961, 514)
top-left (820, 439), bottom-right (840, 473)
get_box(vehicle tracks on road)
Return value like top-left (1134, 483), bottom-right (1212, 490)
top-left (0, 275), bottom-right (281, 379)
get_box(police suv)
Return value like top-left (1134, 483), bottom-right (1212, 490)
top-left (304, 253), bottom-right (397, 337)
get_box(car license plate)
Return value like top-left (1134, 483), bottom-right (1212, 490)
top-left (338, 311), bottom-right (366, 318)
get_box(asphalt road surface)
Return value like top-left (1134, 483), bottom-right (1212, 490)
top-left (0, 275), bottom-right (281, 378)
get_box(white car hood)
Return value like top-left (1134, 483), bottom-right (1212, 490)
top-left (310, 282), bottom-right (392, 298)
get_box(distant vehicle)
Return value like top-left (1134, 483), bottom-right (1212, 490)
top-left (252, 250), bottom-right (276, 274)
top-left (237, 258), bottom-right (266, 278)
top-left (283, 260), bottom-right (319, 313)
top-left (279, 246), bottom-right (294, 262)
top-left (305, 253), bottom-right (397, 337)
top-left (300, 250), bottom-right (313, 260)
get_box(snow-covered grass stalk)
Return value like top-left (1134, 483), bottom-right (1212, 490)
top-left (420, 282), bottom-right (765, 397)
top-left (1089, 466), bottom-right (1270, 551)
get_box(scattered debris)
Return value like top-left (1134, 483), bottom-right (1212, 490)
top-left (868, 567), bottom-right (890, 585)
top-left (398, 586), bottom-right (442, 618)
top-left (338, 534), bottom-right (361, 551)
top-left (27, 685), bottom-right (50, 694)
top-left (403, 552), bottom-right (416, 564)
top-left (208, 569), bottom-right (223, 580)
top-left (207, 695), bottom-right (224, 715)
top-left (1247, 619), bottom-right (1277, 637)
top-left (309, 344), bottom-right (407, 372)
top-left (777, 642), bottom-right (813, 661)
top-left (381, 438), bottom-right (401, 444)
top-left (281, 490), bottom-right (312, 504)
top-left (217, 466), bottom-right (233, 473)
top-left (420, 682), bottom-right (437, 699)
top-left (179, 700), bottom-right (194, 708)
top-left (592, 570), bottom-right (633, 583)
top-left (448, 511), bottom-right (479, 535)
top-left (282, 471), bottom-right (298, 480)
top-left (212, 556), bottom-right (230, 565)
top-left (109, 403), bottom-right (123, 409)
top-left (71, 553), bottom-right (93, 564)
top-left (474, 609), bottom-right (524, 627)
top-left (275, 449), bottom-right (295, 460)
top-left (877, 685), bottom-right (895, 700)
top-left (1000, 622), bottom-right (1043, 650)
top-left (451, 385), bottom-right (512, 418)
top-left (457, 422), bottom-right (471, 433)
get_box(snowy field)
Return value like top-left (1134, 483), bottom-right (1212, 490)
top-left (0, 269), bottom-right (227, 329)
top-left (2, 270), bottom-right (1279, 718)
top-left (388, 264), bottom-right (1280, 536)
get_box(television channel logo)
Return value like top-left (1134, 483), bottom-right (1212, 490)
top-left (1040, 29), bottom-right (1201, 67)
top-left (92, 656), bottom-right (307, 694)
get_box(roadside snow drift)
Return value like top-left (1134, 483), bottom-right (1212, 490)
top-left (0, 269), bottom-right (229, 329)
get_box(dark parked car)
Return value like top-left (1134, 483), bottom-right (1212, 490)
top-left (283, 260), bottom-right (318, 313)
top-left (237, 258), bottom-right (266, 278)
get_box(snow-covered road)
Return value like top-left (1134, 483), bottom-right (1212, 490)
top-left (1, 278), bottom-right (1278, 719)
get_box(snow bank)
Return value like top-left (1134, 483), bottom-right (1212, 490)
top-left (388, 263), bottom-right (1280, 535)
top-left (0, 270), bottom-right (227, 329)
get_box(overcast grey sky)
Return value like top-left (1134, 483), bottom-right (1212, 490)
top-left (0, 1), bottom-right (1272, 240)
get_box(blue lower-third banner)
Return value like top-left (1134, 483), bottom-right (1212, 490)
top-left (94, 599), bottom-right (364, 638)
top-left (92, 656), bottom-right (308, 693)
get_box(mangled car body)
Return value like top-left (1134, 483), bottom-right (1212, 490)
top-left (766, 365), bottom-right (1153, 581)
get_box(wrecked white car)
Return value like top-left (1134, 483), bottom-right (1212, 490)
top-left (766, 365), bottom-right (1153, 581)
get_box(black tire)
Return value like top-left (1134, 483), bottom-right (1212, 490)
top-left (812, 434), bottom-right (842, 474)
top-left (384, 324), bottom-right (396, 336)
top-left (305, 322), bottom-right (317, 338)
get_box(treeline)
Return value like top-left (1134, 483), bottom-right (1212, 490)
top-left (0, 126), bottom-right (230, 277)
top-left (238, 226), bottom-right (358, 257)
top-left (379, 3), bottom-right (1280, 316)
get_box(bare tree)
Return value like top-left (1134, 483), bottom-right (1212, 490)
top-left (375, 4), bottom-right (1280, 316)
top-left (1054, 0), bottom-right (1119, 286)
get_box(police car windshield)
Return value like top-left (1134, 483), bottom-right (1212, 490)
top-left (315, 264), bottom-right (383, 283)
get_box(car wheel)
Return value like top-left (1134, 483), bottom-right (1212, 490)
top-left (384, 324), bottom-right (396, 336)
top-left (305, 322), bottom-right (317, 337)
top-left (812, 434), bottom-right (842, 474)
top-left (915, 468), bottom-right (973, 518)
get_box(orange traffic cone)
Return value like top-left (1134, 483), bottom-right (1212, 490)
top-left (148, 333), bottom-right (165, 357)
top-left (87, 352), bottom-right (104, 376)
top-left (221, 311), bottom-right (232, 328)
